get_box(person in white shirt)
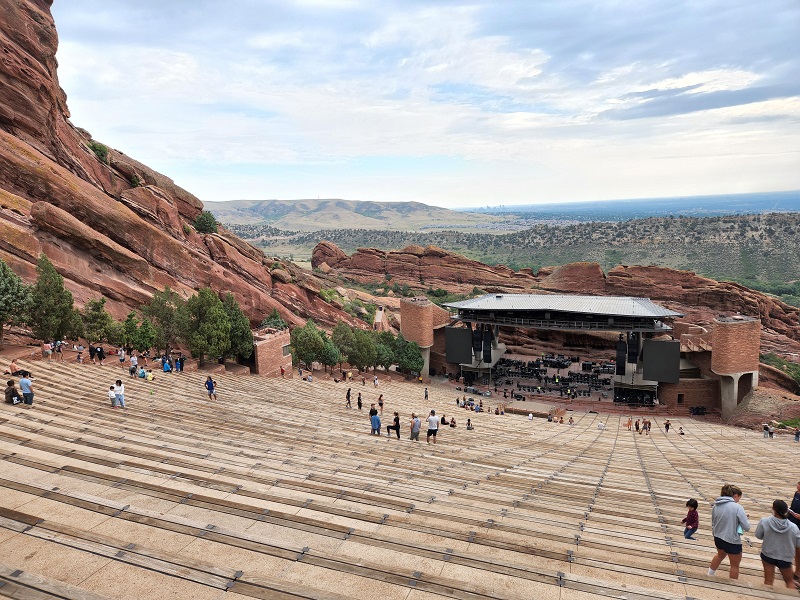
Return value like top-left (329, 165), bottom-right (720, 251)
top-left (114, 379), bottom-right (126, 409)
top-left (426, 410), bottom-right (439, 445)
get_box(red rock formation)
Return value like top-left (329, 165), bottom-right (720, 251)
top-left (0, 1), bottom-right (358, 330)
top-left (313, 241), bottom-right (537, 292)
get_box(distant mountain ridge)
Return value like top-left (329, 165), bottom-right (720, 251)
top-left (204, 198), bottom-right (502, 231)
top-left (463, 190), bottom-right (800, 220)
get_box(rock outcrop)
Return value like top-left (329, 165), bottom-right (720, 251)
top-left (0, 1), bottom-right (361, 329)
top-left (312, 241), bottom-right (537, 292)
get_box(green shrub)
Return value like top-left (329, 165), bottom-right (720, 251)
top-left (194, 211), bottom-right (218, 234)
top-left (88, 141), bottom-right (109, 164)
top-left (130, 174), bottom-right (142, 187)
top-left (182, 224), bottom-right (192, 236)
top-left (260, 308), bottom-right (288, 329)
top-left (319, 288), bottom-right (339, 303)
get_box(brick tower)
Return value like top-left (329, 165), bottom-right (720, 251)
top-left (710, 316), bottom-right (760, 418)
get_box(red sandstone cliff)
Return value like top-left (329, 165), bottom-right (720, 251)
top-left (0, 1), bottom-right (362, 329)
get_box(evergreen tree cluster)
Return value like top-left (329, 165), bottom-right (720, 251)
top-left (291, 320), bottom-right (424, 375)
top-left (0, 254), bottom-right (254, 366)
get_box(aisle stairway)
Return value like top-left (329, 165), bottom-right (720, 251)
top-left (0, 359), bottom-right (796, 599)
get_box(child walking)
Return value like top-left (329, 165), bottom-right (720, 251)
top-left (108, 385), bottom-right (117, 408)
top-left (682, 498), bottom-right (699, 540)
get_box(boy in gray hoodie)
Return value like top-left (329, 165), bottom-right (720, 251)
top-left (708, 484), bottom-right (750, 579)
top-left (756, 500), bottom-right (800, 588)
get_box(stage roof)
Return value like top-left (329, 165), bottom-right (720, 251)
top-left (445, 294), bottom-right (682, 318)
top-left (444, 294), bottom-right (683, 333)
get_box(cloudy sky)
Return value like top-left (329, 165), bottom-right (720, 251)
top-left (52, 0), bottom-right (800, 207)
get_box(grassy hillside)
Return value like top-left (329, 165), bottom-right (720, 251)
top-left (205, 198), bottom-right (504, 231)
top-left (227, 213), bottom-right (800, 306)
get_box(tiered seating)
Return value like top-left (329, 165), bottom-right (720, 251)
top-left (0, 359), bottom-right (796, 599)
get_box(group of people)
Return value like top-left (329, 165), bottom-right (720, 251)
top-left (107, 380), bottom-right (127, 409)
top-left (683, 483), bottom-right (800, 589)
top-left (544, 414), bottom-right (575, 425)
top-left (4, 371), bottom-right (33, 406)
top-left (368, 407), bottom-right (473, 443)
top-left (40, 340), bottom-right (65, 361)
top-left (344, 388), bottom-right (384, 413)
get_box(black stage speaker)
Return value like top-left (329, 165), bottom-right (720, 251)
top-left (482, 326), bottom-right (493, 363)
top-left (642, 339), bottom-right (680, 383)
top-left (445, 327), bottom-right (474, 364)
top-left (627, 332), bottom-right (640, 364)
top-left (615, 339), bottom-right (627, 376)
top-left (471, 326), bottom-right (483, 354)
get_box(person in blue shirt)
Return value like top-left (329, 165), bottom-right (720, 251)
top-left (205, 376), bottom-right (217, 400)
top-left (19, 372), bottom-right (33, 405)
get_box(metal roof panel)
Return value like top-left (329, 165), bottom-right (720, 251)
top-left (443, 294), bottom-right (683, 318)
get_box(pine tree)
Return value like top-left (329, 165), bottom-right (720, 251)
top-left (29, 254), bottom-right (75, 341)
top-left (184, 288), bottom-right (230, 366)
top-left (143, 286), bottom-right (185, 354)
top-left (0, 259), bottom-right (31, 349)
top-left (290, 320), bottom-right (325, 370)
top-left (222, 293), bottom-right (253, 360)
top-left (82, 297), bottom-right (115, 342)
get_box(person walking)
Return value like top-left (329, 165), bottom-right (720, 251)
top-left (386, 412), bottom-right (400, 439)
top-left (357, 393), bottom-right (363, 411)
top-left (19, 372), bottom-right (34, 406)
top-left (756, 500), bottom-right (800, 588)
top-left (205, 376), bottom-right (217, 401)
top-left (345, 388), bottom-right (351, 409)
top-left (410, 413), bottom-right (421, 441)
top-left (378, 394), bottom-right (384, 415)
top-left (426, 409), bottom-right (439, 445)
top-left (96, 345), bottom-right (106, 366)
top-left (424, 387), bottom-right (428, 401)
top-left (129, 353), bottom-right (138, 377)
top-left (708, 484), bottom-right (750, 579)
top-left (664, 419), bottom-right (671, 433)
top-left (635, 419), bottom-right (640, 434)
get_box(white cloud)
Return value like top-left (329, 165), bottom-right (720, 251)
top-left (51, 1), bottom-right (800, 205)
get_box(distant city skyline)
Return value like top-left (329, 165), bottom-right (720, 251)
top-left (52, 1), bottom-right (800, 208)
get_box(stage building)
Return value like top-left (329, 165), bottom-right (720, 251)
top-left (435, 293), bottom-right (760, 418)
